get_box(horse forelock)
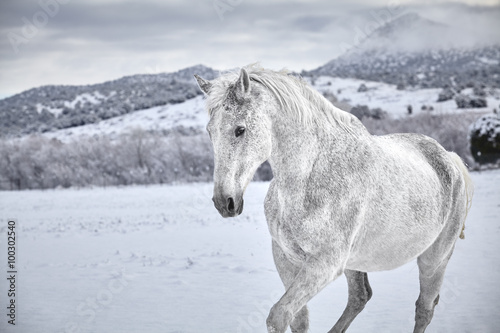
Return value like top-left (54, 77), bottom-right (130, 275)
top-left (205, 64), bottom-right (355, 133)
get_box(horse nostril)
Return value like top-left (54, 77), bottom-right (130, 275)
top-left (227, 197), bottom-right (235, 212)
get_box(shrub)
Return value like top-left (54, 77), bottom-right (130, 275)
top-left (455, 94), bottom-right (487, 108)
top-left (357, 83), bottom-right (368, 92)
top-left (468, 114), bottom-right (500, 164)
top-left (437, 87), bottom-right (455, 102)
top-left (0, 129), bottom-right (215, 190)
top-left (351, 105), bottom-right (387, 120)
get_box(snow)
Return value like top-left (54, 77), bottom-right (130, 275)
top-left (34, 93), bottom-right (105, 117)
top-left (36, 103), bottom-right (64, 117)
top-left (1, 169), bottom-right (499, 333)
top-left (477, 57), bottom-right (499, 66)
top-left (469, 114), bottom-right (500, 138)
top-left (310, 76), bottom-right (500, 118)
top-left (416, 73), bottom-right (426, 80)
top-left (44, 96), bottom-right (208, 142)
top-left (64, 92), bottom-right (104, 109)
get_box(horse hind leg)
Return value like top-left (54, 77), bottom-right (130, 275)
top-left (413, 223), bottom-right (461, 333)
top-left (328, 270), bottom-right (372, 333)
top-left (413, 251), bottom-right (453, 333)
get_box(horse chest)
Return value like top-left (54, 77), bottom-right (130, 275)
top-left (265, 183), bottom-right (308, 263)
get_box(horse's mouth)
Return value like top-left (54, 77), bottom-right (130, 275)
top-left (214, 197), bottom-right (244, 218)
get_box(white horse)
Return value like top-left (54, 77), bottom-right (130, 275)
top-left (194, 65), bottom-right (473, 333)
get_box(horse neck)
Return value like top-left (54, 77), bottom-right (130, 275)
top-left (267, 108), bottom-right (356, 183)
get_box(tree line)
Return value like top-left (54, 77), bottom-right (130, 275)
top-left (0, 129), bottom-right (216, 190)
top-left (0, 111), bottom-right (477, 191)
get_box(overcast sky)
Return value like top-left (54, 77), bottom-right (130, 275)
top-left (0, 0), bottom-right (499, 98)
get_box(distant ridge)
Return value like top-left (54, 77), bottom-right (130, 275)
top-left (306, 45), bottom-right (500, 89)
top-left (357, 13), bottom-right (449, 52)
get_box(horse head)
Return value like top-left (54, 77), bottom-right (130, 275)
top-left (195, 68), bottom-right (273, 217)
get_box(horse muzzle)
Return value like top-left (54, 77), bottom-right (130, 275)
top-left (212, 195), bottom-right (244, 218)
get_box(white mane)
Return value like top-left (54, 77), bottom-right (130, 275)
top-left (207, 64), bottom-right (355, 132)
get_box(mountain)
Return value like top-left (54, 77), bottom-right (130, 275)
top-left (305, 13), bottom-right (500, 90)
top-left (0, 64), bottom-right (217, 138)
top-left (3, 10), bottom-right (500, 140)
top-left (357, 13), bottom-right (450, 52)
top-left (307, 46), bottom-right (500, 89)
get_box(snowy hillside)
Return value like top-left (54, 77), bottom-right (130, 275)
top-left (307, 45), bottom-right (500, 90)
top-left (43, 96), bottom-right (208, 142)
top-left (1, 169), bottom-right (499, 333)
top-left (38, 75), bottom-right (498, 142)
top-left (305, 12), bottom-right (500, 90)
top-left (308, 76), bottom-right (499, 118)
top-left (0, 65), bottom-right (217, 138)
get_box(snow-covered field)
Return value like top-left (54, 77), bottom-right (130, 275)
top-left (0, 170), bottom-right (499, 333)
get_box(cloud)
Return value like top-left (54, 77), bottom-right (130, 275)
top-left (0, 0), bottom-right (499, 98)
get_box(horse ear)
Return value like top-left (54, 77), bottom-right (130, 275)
top-left (194, 74), bottom-right (212, 95)
top-left (235, 68), bottom-right (251, 96)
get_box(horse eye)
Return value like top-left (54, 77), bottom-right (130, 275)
top-left (235, 126), bottom-right (245, 137)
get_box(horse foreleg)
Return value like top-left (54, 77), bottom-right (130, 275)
top-left (266, 255), bottom-right (343, 333)
top-left (328, 269), bottom-right (372, 333)
top-left (272, 241), bottom-right (309, 333)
